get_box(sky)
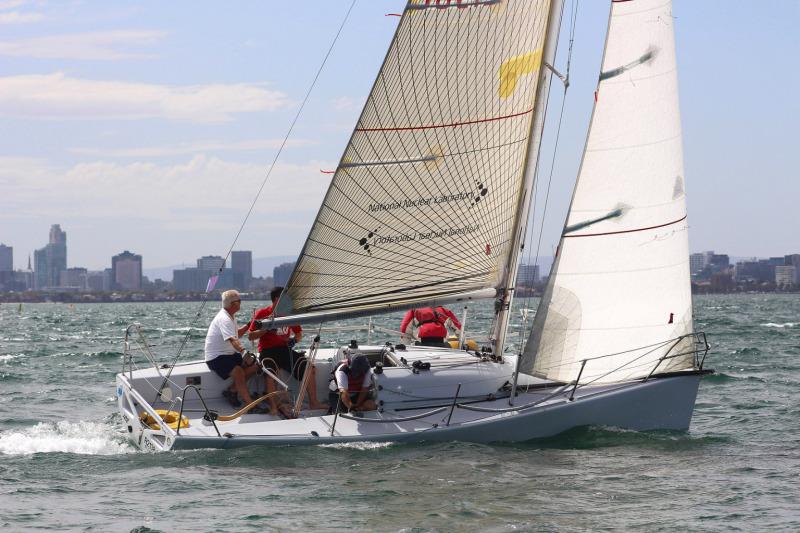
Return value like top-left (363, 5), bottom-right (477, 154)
top-left (1, 0), bottom-right (798, 271)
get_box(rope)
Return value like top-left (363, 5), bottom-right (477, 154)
top-left (339, 406), bottom-right (448, 423)
top-left (154, 0), bottom-right (359, 397)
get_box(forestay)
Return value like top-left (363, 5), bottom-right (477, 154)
top-left (275, 0), bottom-right (554, 319)
top-left (522, 0), bottom-right (694, 383)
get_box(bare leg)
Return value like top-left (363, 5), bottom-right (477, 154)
top-left (304, 365), bottom-right (327, 410)
top-left (264, 374), bottom-right (279, 415)
top-left (230, 366), bottom-right (254, 405)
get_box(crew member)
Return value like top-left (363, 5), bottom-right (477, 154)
top-left (399, 306), bottom-right (462, 347)
top-left (248, 286), bottom-right (326, 415)
top-left (204, 289), bottom-right (258, 407)
top-left (333, 354), bottom-right (376, 413)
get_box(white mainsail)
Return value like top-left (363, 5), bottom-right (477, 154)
top-left (522, 0), bottom-right (695, 383)
top-left (275, 0), bottom-right (555, 320)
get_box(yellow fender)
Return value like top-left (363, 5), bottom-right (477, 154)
top-left (139, 409), bottom-right (189, 431)
top-left (448, 336), bottom-right (480, 351)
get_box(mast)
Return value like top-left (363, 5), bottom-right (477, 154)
top-left (491, 0), bottom-right (565, 356)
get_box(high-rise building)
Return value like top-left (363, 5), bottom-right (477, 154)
top-left (775, 265), bottom-right (796, 286)
top-left (0, 243), bottom-right (12, 272)
top-left (689, 251), bottom-right (714, 276)
top-left (273, 262), bottom-right (295, 287)
top-left (516, 264), bottom-right (540, 287)
top-left (83, 270), bottom-right (109, 291)
top-left (33, 224), bottom-right (67, 289)
top-left (0, 243), bottom-right (12, 289)
top-left (735, 259), bottom-right (775, 283)
top-left (197, 255), bottom-right (225, 272)
top-left (112, 251), bottom-right (142, 290)
top-left (785, 254), bottom-right (800, 283)
top-left (60, 267), bottom-right (87, 289)
top-left (231, 250), bottom-right (252, 290)
top-left (173, 266), bottom-right (235, 292)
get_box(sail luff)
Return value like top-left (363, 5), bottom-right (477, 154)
top-left (491, 0), bottom-right (564, 356)
top-left (521, 0), bottom-right (695, 384)
top-left (521, 2), bottom-right (615, 374)
top-left (273, 6), bottom-right (410, 315)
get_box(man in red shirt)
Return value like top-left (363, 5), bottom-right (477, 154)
top-left (400, 306), bottom-right (462, 347)
top-left (248, 286), bottom-right (326, 415)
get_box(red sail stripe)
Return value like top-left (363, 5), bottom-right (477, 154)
top-left (563, 215), bottom-right (687, 238)
top-left (355, 108), bottom-right (532, 132)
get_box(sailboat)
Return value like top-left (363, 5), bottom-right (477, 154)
top-left (116, 0), bottom-right (710, 452)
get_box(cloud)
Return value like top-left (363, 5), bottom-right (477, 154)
top-left (0, 72), bottom-right (291, 122)
top-left (0, 0), bottom-right (28, 10)
top-left (68, 139), bottom-right (315, 158)
top-left (0, 10), bottom-right (42, 23)
top-left (0, 154), bottom-right (333, 225)
top-left (0, 30), bottom-right (164, 59)
top-left (332, 96), bottom-right (356, 111)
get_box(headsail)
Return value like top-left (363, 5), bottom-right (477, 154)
top-left (522, 0), bottom-right (694, 383)
top-left (275, 0), bottom-right (555, 320)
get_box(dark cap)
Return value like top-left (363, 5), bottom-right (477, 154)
top-left (350, 354), bottom-right (370, 376)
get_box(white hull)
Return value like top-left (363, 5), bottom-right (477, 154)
top-left (116, 345), bottom-right (706, 452)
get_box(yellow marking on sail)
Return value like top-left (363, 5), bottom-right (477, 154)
top-left (425, 145), bottom-right (444, 171)
top-left (498, 49), bottom-right (542, 99)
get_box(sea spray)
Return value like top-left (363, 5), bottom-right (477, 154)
top-left (0, 420), bottom-right (134, 456)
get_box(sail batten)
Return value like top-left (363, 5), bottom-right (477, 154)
top-left (521, 0), bottom-right (694, 384)
top-left (276, 0), bottom-right (554, 319)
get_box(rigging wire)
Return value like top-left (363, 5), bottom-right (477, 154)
top-left (517, 0), bottom-right (579, 353)
top-left (155, 0), bottom-right (359, 399)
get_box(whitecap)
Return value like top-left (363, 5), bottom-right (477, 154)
top-left (0, 420), bottom-right (134, 456)
top-left (761, 323), bottom-right (796, 328)
top-left (0, 354), bottom-right (18, 362)
top-left (319, 441), bottom-right (395, 450)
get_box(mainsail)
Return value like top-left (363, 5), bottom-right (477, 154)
top-left (522, 0), bottom-right (694, 383)
top-left (275, 0), bottom-right (555, 320)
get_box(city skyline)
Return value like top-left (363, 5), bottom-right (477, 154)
top-left (1, 2), bottom-right (798, 269)
top-left (2, 223), bottom-right (798, 276)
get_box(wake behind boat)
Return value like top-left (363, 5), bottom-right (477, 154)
top-left (117, 0), bottom-right (713, 452)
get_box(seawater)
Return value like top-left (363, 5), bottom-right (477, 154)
top-left (0, 295), bottom-right (798, 531)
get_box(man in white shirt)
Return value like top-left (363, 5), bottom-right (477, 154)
top-left (205, 290), bottom-right (257, 407)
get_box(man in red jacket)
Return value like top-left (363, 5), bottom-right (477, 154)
top-left (399, 306), bottom-right (462, 347)
top-left (248, 287), bottom-right (326, 416)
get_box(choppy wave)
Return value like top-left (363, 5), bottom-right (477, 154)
top-left (761, 322), bottom-right (796, 328)
top-left (319, 441), bottom-right (396, 450)
top-left (0, 420), bottom-right (134, 456)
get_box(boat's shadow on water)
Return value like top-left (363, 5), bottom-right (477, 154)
top-left (127, 425), bottom-right (732, 470)
top-left (492, 425), bottom-right (731, 451)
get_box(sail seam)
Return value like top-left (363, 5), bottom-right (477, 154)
top-left (562, 214), bottom-right (686, 238)
top-left (555, 257), bottom-right (689, 276)
top-left (587, 133), bottom-right (680, 153)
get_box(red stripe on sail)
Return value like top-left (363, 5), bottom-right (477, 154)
top-left (563, 215), bottom-right (687, 238)
top-left (355, 108), bottom-right (532, 132)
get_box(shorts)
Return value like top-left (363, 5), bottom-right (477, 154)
top-left (259, 345), bottom-right (308, 380)
top-left (206, 352), bottom-right (243, 380)
top-left (417, 337), bottom-right (449, 348)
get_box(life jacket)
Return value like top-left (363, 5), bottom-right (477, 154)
top-left (334, 360), bottom-right (368, 394)
top-left (413, 307), bottom-right (442, 326)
